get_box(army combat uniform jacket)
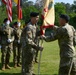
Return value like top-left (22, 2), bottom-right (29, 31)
top-left (21, 22), bottom-right (40, 75)
top-left (44, 23), bottom-right (76, 75)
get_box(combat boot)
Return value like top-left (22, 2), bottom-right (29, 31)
top-left (32, 73), bottom-right (36, 75)
top-left (1, 64), bottom-right (5, 71)
top-left (17, 63), bottom-right (21, 67)
top-left (5, 64), bottom-right (11, 69)
top-left (35, 60), bottom-right (38, 63)
top-left (14, 63), bottom-right (17, 68)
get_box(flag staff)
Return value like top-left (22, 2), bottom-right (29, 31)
top-left (38, 0), bottom-right (55, 74)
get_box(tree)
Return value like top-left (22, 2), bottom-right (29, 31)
top-left (69, 13), bottom-right (76, 28)
top-left (0, 1), bottom-right (1, 6)
top-left (22, 6), bottom-right (39, 24)
top-left (71, 1), bottom-right (76, 13)
top-left (35, 0), bottom-right (43, 9)
top-left (28, 1), bottom-right (34, 6)
top-left (61, 2), bottom-right (72, 14)
top-left (0, 1), bottom-right (7, 25)
top-left (22, 0), bottom-right (29, 7)
top-left (55, 3), bottom-right (66, 25)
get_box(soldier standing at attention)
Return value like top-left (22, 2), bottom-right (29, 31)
top-left (21, 12), bottom-right (43, 75)
top-left (13, 22), bottom-right (22, 68)
top-left (1, 18), bottom-right (14, 71)
top-left (42, 14), bottom-right (76, 75)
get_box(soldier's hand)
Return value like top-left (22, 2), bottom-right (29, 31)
top-left (40, 35), bottom-right (46, 40)
top-left (18, 40), bottom-right (20, 44)
top-left (37, 46), bottom-right (44, 51)
top-left (7, 39), bottom-right (12, 43)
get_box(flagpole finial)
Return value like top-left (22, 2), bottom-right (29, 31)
top-left (14, 0), bottom-right (18, 4)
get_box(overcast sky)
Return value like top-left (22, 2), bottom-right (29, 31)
top-left (28, 0), bottom-right (74, 4)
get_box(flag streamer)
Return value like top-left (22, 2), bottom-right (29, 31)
top-left (2, 0), bottom-right (12, 22)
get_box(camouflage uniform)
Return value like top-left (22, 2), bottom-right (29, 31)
top-left (1, 24), bottom-right (14, 69)
top-left (44, 23), bottom-right (76, 75)
top-left (21, 22), bottom-right (42, 75)
top-left (34, 37), bottom-right (40, 63)
top-left (34, 25), bottom-right (40, 63)
top-left (0, 26), bottom-right (2, 46)
top-left (13, 27), bottom-right (22, 67)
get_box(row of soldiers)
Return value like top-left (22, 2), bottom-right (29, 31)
top-left (0, 18), bottom-right (22, 70)
top-left (0, 14), bottom-right (40, 72)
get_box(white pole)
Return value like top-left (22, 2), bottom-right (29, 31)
top-left (38, 39), bottom-right (43, 75)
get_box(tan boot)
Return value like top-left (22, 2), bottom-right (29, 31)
top-left (35, 60), bottom-right (38, 63)
top-left (2, 64), bottom-right (5, 71)
top-left (17, 63), bottom-right (21, 67)
top-left (5, 64), bottom-right (11, 69)
top-left (32, 73), bottom-right (36, 75)
top-left (14, 64), bottom-right (17, 68)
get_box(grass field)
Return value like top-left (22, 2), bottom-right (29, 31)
top-left (0, 41), bottom-right (60, 75)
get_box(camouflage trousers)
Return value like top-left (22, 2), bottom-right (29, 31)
top-left (1, 44), bottom-right (12, 66)
top-left (22, 47), bottom-right (34, 75)
top-left (34, 50), bottom-right (39, 62)
top-left (59, 57), bottom-right (76, 75)
top-left (13, 44), bottom-right (22, 64)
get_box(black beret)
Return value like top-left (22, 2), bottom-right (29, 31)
top-left (14, 22), bottom-right (18, 25)
top-left (3, 18), bottom-right (8, 23)
top-left (30, 12), bottom-right (39, 17)
top-left (60, 14), bottom-right (70, 22)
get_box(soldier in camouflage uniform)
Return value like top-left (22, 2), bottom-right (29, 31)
top-left (21, 12), bottom-right (43, 75)
top-left (1, 18), bottom-right (14, 71)
top-left (42, 14), bottom-right (76, 75)
top-left (13, 22), bottom-right (22, 68)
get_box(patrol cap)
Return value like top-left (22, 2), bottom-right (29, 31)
top-left (30, 12), bottom-right (39, 17)
top-left (60, 14), bottom-right (70, 22)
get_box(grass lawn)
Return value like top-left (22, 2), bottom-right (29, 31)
top-left (0, 41), bottom-right (60, 75)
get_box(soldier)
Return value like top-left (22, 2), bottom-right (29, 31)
top-left (1, 18), bottom-right (14, 71)
top-left (13, 22), bottom-right (22, 68)
top-left (21, 12), bottom-right (43, 75)
top-left (42, 14), bottom-right (76, 75)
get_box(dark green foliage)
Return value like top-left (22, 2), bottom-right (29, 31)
top-left (0, 0), bottom-right (76, 28)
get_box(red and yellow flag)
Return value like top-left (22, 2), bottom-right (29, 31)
top-left (41, 0), bottom-right (55, 34)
